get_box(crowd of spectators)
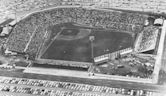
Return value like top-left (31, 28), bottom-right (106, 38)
top-left (0, 76), bottom-right (153, 96)
top-left (135, 26), bottom-right (159, 52)
top-left (6, 18), bottom-right (35, 52)
top-left (7, 7), bottom-right (146, 57)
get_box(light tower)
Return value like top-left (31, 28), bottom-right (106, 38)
top-left (88, 36), bottom-right (95, 76)
top-left (89, 36), bottom-right (95, 60)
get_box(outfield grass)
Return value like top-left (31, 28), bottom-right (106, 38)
top-left (41, 23), bottom-right (133, 63)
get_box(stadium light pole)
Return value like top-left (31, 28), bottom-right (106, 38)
top-left (13, 9), bottom-right (17, 23)
top-left (15, 11), bottom-right (17, 23)
top-left (89, 36), bottom-right (95, 62)
top-left (89, 36), bottom-right (95, 76)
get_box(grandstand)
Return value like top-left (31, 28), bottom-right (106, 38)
top-left (7, 7), bottom-right (143, 68)
top-left (134, 26), bottom-right (160, 53)
top-left (6, 7), bottom-right (146, 56)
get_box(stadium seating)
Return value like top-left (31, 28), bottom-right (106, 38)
top-left (6, 7), bottom-right (146, 58)
top-left (135, 26), bottom-right (159, 52)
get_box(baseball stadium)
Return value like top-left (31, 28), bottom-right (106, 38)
top-left (0, 0), bottom-right (166, 96)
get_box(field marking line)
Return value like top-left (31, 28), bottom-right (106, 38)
top-left (39, 27), bottom-right (64, 58)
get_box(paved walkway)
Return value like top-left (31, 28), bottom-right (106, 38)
top-left (24, 67), bottom-right (153, 83)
